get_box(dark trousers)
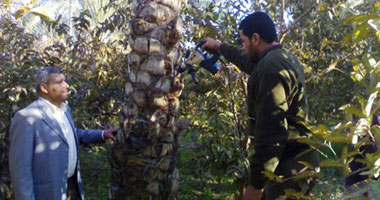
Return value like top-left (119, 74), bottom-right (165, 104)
top-left (67, 175), bottom-right (81, 200)
top-left (264, 150), bottom-right (320, 200)
top-left (346, 143), bottom-right (378, 187)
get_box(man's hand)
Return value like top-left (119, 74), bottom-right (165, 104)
top-left (103, 127), bottom-right (118, 141)
top-left (243, 185), bottom-right (264, 200)
top-left (201, 38), bottom-right (222, 51)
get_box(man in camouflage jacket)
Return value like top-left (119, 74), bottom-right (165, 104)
top-left (202, 12), bottom-right (319, 200)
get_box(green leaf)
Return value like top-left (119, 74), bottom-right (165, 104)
top-left (371, 126), bottom-right (380, 145)
top-left (30, 6), bottom-right (54, 22)
top-left (298, 161), bottom-right (315, 170)
top-left (353, 23), bottom-right (370, 42)
top-left (296, 138), bottom-right (320, 146)
top-left (345, 14), bottom-right (370, 24)
top-left (339, 104), bottom-right (366, 118)
top-left (356, 95), bottom-right (367, 109)
top-left (291, 171), bottom-right (318, 182)
top-left (341, 34), bottom-right (352, 47)
top-left (373, 2), bottom-right (380, 12)
top-left (264, 170), bottom-right (284, 183)
top-left (365, 91), bottom-right (378, 117)
top-left (344, 14), bottom-right (359, 24)
top-left (4, 0), bottom-right (11, 7)
top-left (325, 134), bottom-right (348, 143)
top-left (342, 150), bottom-right (360, 160)
top-left (224, 111), bottom-right (233, 117)
top-left (319, 160), bottom-right (345, 168)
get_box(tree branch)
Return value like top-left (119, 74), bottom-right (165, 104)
top-left (280, 0), bottom-right (285, 34)
top-left (188, 0), bottom-right (225, 42)
top-left (279, 2), bottom-right (318, 43)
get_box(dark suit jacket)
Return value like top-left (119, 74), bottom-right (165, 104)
top-left (9, 98), bottom-right (104, 200)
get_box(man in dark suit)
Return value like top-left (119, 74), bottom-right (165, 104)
top-left (9, 67), bottom-right (117, 200)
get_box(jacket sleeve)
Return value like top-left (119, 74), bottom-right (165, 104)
top-left (249, 68), bottom-right (290, 189)
top-left (219, 43), bottom-right (257, 74)
top-left (76, 128), bottom-right (104, 144)
top-left (9, 112), bottom-right (36, 200)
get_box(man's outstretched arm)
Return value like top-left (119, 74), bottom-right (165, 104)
top-left (201, 38), bottom-right (257, 74)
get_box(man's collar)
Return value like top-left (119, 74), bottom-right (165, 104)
top-left (39, 97), bottom-right (63, 113)
top-left (259, 43), bottom-right (282, 58)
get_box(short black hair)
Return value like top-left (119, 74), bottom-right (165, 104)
top-left (35, 67), bottom-right (63, 93)
top-left (239, 12), bottom-right (277, 43)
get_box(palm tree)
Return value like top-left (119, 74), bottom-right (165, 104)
top-left (4, 0), bottom-right (79, 34)
top-left (3, 0), bottom-right (124, 41)
top-left (108, 0), bottom-right (185, 199)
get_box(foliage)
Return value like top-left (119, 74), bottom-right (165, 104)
top-left (79, 145), bottom-right (113, 200)
top-left (295, 1), bottom-right (380, 199)
top-left (180, 0), bottom-right (380, 199)
top-left (44, 9), bottom-right (128, 129)
top-left (297, 0), bottom-right (379, 124)
top-left (179, 66), bottom-right (248, 197)
top-left (12, 0), bottom-right (54, 21)
top-left (0, 0), bottom-right (131, 198)
top-left (0, 0), bottom-right (380, 199)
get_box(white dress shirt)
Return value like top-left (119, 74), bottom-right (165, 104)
top-left (40, 97), bottom-right (77, 178)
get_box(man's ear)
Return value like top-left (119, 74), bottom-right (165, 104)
top-left (251, 33), bottom-right (260, 45)
top-left (39, 83), bottom-right (48, 94)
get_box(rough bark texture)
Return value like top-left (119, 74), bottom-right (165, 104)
top-left (108, 0), bottom-right (184, 199)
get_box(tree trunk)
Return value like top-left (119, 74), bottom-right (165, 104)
top-left (108, 0), bottom-right (185, 199)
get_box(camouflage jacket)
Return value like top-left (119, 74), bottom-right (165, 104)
top-left (220, 43), bottom-right (311, 189)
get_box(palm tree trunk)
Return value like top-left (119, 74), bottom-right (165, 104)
top-left (109, 0), bottom-right (184, 199)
